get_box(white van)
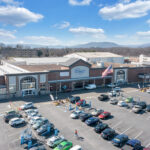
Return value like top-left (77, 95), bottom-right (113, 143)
top-left (70, 145), bottom-right (82, 150)
top-left (85, 84), bottom-right (96, 90)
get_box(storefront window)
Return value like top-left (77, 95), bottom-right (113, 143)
top-left (40, 83), bottom-right (46, 90)
top-left (0, 88), bottom-right (6, 95)
top-left (20, 77), bottom-right (36, 90)
top-left (116, 70), bottom-right (125, 82)
top-left (9, 84), bottom-right (16, 93)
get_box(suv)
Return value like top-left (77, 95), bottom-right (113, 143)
top-left (98, 94), bottom-right (109, 101)
top-left (69, 96), bottom-right (80, 104)
top-left (20, 102), bottom-right (34, 110)
top-left (112, 134), bottom-right (128, 147)
top-left (4, 113), bottom-right (22, 123)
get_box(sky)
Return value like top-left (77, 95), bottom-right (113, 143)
top-left (1, 0), bottom-right (150, 46)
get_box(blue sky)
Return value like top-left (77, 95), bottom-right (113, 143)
top-left (1, 0), bottom-right (150, 46)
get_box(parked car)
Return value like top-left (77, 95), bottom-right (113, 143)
top-left (29, 116), bottom-right (42, 125)
top-left (91, 109), bottom-right (104, 116)
top-left (98, 94), bottom-right (109, 101)
top-left (85, 117), bottom-right (100, 126)
top-left (146, 104), bottom-right (150, 112)
top-left (47, 135), bottom-right (66, 148)
top-left (107, 83), bottom-right (116, 88)
top-left (125, 97), bottom-right (133, 103)
top-left (121, 139), bottom-right (142, 150)
top-left (69, 96), bottom-right (80, 104)
top-left (37, 123), bottom-right (54, 135)
top-left (118, 101), bottom-right (128, 107)
top-left (76, 99), bottom-right (86, 107)
top-left (101, 128), bottom-right (116, 140)
top-left (5, 110), bottom-right (17, 115)
top-left (9, 118), bottom-right (25, 127)
top-left (70, 110), bottom-right (84, 119)
top-left (108, 91), bottom-right (117, 97)
top-left (112, 134), bottom-right (128, 147)
top-left (79, 113), bottom-right (92, 122)
top-left (114, 87), bottom-right (121, 92)
top-left (137, 101), bottom-right (147, 109)
top-left (98, 112), bottom-right (111, 119)
top-left (70, 145), bottom-right (82, 150)
top-left (30, 144), bottom-right (46, 150)
top-left (94, 123), bottom-right (108, 133)
top-left (4, 112), bottom-right (22, 123)
top-left (25, 109), bottom-right (38, 116)
top-left (28, 113), bottom-right (41, 120)
top-left (32, 118), bottom-right (49, 130)
top-left (110, 99), bottom-right (118, 105)
top-left (20, 102), bottom-right (34, 110)
top-left (85, 84), bottom-right (96, 90)
top-left (132, 105), bottom-right (142, 113)
top-left (54, 141), bottom-right (73, 150)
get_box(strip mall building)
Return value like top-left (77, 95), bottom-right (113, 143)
top-left (0, 52), bottom-right (150, 99)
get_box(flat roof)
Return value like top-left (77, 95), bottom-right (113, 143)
top-left (12, 57), bottom-right (71, 65)
top-left (72, 52), bottom-right (123, 58)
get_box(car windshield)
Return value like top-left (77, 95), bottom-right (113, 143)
top-left (114, 138), bottom-right (120, 142)
top-left (58, 144), bottom-right (64, 149)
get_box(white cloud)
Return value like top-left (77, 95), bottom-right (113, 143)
top-left (99, 0), bottom-right (150, 20)
top-left (0, 29), bottom-right (16, 39)
top-left (147, 19), bottom-right (150, 25)
top-left (0, 0), bottom-right (22, 6)
top-left (53, 21), bottom-right (70, 29)
top-left (136, 30), bottom-right (150, 37)
top-left (25, 36), bottom-right (61, 46)
top-left (0, 6), bottom-right (43, 26)
top-left (115, 34), bottom-right (127, 38)
top-left (69, 26), bottom-right (104, 34)
top-left (69, 0), bottom-right (92, 6)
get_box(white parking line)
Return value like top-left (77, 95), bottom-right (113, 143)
top-left (121, 126), bottom-right (133, 134)
top-left (146, 142), bottom-right (150, 147)
top-left (134, 131), bottom-right (143, 139)
top-left (112, 121), bottom-right (122, 129)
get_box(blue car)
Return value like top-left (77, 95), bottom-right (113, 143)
top-left (85, 117), bottom-right (100, 126)
top-left (121, 139), bottom-right (142, 150)
top-left (112, 134), bottom-right (128, 147)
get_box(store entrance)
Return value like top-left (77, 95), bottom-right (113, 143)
top-left (73, 82), bottom-right (83, 90)
top-left (22, 89), bottom-right (36, 97)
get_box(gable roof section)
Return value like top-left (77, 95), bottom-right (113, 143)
top-left (60, 58), bottom-right (91, 67)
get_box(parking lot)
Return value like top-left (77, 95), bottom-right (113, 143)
top-left (0, 85), bottom-right (150, 150)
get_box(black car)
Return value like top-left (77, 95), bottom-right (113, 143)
top-left (137, 101), bottom-right (147, 109)
top-left (94, 123), bottom-right (108, 133)
top-left (98, 94), bottom-right (109, 101)
top-left (101, 128), bottom-right (116, 140)
top-left (112, 134), bottom-right (128, 147)
top-left (69, 96), bottom-right (80, 104)
top-left (4, 113), bottom-right (22, 123)
top-left (85, 117), bottom-right (100, 126)
top-left (79, 113), bottom-right (92, 122)
top-left (146, 104), bottom-right (150, 112)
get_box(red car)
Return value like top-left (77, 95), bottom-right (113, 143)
top-left (76, 99), bottom-right (86, 107)
top-left (144, 147), bottom-right (150, 150)
top-left (99, 112), bottom-right (111, 119)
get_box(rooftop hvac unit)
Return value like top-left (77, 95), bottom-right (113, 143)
top-left (97, 61), bottom-right (104, 68)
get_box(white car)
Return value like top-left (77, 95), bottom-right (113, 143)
top-left (146, 89), bottom-right (150, 93)
top-left (85, 84), bottom-right (96, 90)
top-left (70, 145), bottom-right (82, 150)
top-left (25, 109), bottom-right (38, 115)
top-left (27, 112), bottom-right (41, 120)
top-left (9, 118), bottom-right (25, 127)
top-left (107, 83), bottom-right (116, 88)
top-left (70, 110), bottom-right (84, 119)
top-left (114, 87), bottom-right (121, 92)
top-left (29, 116), bottom-right (42, 125)
top-left (132, 105), bottom-right (142, 113)
top-left (47, 136), bottom-right (65, 148)
top-left (118, 101), bottom-right (128, 107)
top-left (108, 91), bottom-right (117, 97)
top-left (20, 102), bottom-right (34, 110)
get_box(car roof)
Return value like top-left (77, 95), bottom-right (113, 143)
top-left (127, 139), bottom-right (141, 146)
top-left (116, 134), bottom-right (128, 139)
top-left (11, 117), bottom-right (20, 121)
top-left (70, 145), bottom-right (81, 150)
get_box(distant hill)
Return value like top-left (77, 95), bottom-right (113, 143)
top-left (72, 42), bottom-right (120, 48)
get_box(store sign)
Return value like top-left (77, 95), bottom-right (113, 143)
top-left (60, 72), bottom-right (69, 77)
top-left (71, 66), bottom-right (89, 79)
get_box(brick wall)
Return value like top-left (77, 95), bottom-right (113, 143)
top-left (128, 67), bottom-right (150, 83)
